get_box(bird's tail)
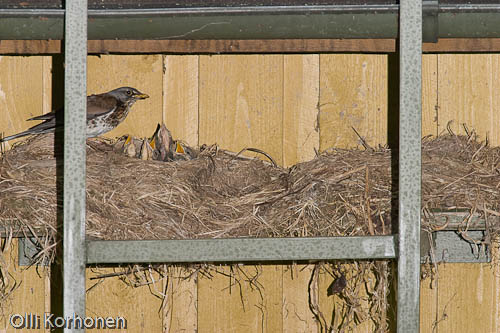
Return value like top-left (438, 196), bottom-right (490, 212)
top-left (0, 130), bottom-right (33, 143)
top-left (1, 116), bottom-right (57, 143)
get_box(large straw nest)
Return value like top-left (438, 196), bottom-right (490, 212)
top-left (1, 129), bottom-right (500, 332)
top-left (1, 132), bottom-right (500, 241)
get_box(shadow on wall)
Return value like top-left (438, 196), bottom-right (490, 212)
top-left (51, 54), bottom-right (64, 333)
top-left (387, 52), bottom-right (399, 236)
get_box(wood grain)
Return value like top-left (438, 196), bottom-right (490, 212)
top-left (437, 54), bottom-right (500, 145)
top-left (197, 266), bottom-right (232, 332)
top-left (283, 55), bottom-right (320, 167)
top-left (0, 56), bottom-right (45, 149)
top-left (5, 39), bottom-right (500, 54)
top-left (422, 54), bottom-right (438, 137)
top-left (162, 267), bottom-right (197, 333)
top-left (198, 265), bottom-right (282, 332)
top-left (163, 55), bottom-right (199, 147)
top-left (0, 39), bottom-right (396, 55)
top-left (420, 268), bottom-right (438, 333)
top-left (282, 265), bottom-right (318, 333)
top-left (199, 54), bottom-right (284, 165)
top-left (434, 263), bottom-right (499, 333)
top-left (0, 239), bottom-right (48, 333)
top-left (86, 268), bottom-right (163, 332)
top-left (319, 54), bottom-right (388, 150)
top-left (87, 55), bottom-right (163, 139)
top-left (86, 39), bottom-right (397, 54)
top-left (42, 57), bottom-right (52, 117)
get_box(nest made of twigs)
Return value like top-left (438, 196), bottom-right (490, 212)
top-left (2, 128), bottom-right (500, 332)
top-left (1, 130), bottom-right (500, 241)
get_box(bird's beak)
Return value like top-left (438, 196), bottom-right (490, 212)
top-left (134, 93), bottom-right (149, 99)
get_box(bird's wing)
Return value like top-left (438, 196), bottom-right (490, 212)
top-left (87, 94), bottom-right (118, 120)
top-left (26, 93), bottom-right (118, 122)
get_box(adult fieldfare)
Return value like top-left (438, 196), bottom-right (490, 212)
top-left (0, 87), bottom-right (149, 142)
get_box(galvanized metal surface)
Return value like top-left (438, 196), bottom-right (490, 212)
top-left (423, 231), bottom-right (489, 263)
top-left (1, 4), bottom-right (500, 40)
top-left (18, 237), bottom-right (49, 266)
top-left (86, 236), bottom-right (396, 264)
top-left (18, 230), bottom-right (491, 266)
top-left (397, 1), bottom-right (422, 332)
top-left (63, 0), bottom-right (87, 330)
top-left (427, 210), bottom-right (492, 230)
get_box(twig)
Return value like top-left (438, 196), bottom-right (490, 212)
top-left (231, 147), bottom-right (278, 167)
top-left (365, 166), bottom-right (375, 235)
top-left (308, 264), bottom-right (329, 333)
top-left (351, 126), bottom-right (374, 151)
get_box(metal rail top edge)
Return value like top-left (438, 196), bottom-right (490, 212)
top-left (86, 235), bottom-right (397, 264)
top-left (2, 4), bottom-right (500, 16)
top-left (0, 5), bottom-right (398, 16)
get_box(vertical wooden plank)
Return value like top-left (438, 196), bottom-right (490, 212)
top-left (420, 268), bottom-right (438, 333)
top-left (0, 56), bottom-right (45, 149)
top-left (162, 267), bottom-right (197, 333)
top-left (282, 265), bottom-right (318, 333)
top-left (319, 54), bottom-right (388, 150)
top-left (198, 55), bottom-right (284, 331)
top-left (163, 55), bottom-right (199, 147)
top-left (434, 263), bottom-right (498, 333)
top-left (422, 54), bottom-right (438, 137)
top-left (86, 268), bottom-right (164, 332)
top-left (283, 54), bottom-right (320, 167)
top-left (437, 54), bottom-right (500, 144)
top-left (257, 265), bottom-right (283, 332)
top-left (198, 265), bottom-right (282, 332)
top-left (199, 54), bottom-right (284, 165)
top-left (87, 55), bottom-right (163, 139)
top-left (161, 56), bottom-right (199, 332)
top-left (495, 247), bottom-right (500, 332)
top-left (42, 56), bottom-right (52, 117)
top-left (198, 266), bottom-right (232, 333)
top-left (0, 239), bottom-right (48, 332)
top-left (281, 55), bottom-right (320, 331)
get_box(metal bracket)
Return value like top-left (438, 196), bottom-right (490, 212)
top-left (423, 0), bottom-right (439, 43)
top-left (421, 230), bottom-right (490, 263)
top-left (18, 237), bottom-right (49, 266)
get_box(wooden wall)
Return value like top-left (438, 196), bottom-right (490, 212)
top-left (1, 54), bottom-right (500, 332)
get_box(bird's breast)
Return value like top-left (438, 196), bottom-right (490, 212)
top-left (86, 104), bottom-right (131, 137)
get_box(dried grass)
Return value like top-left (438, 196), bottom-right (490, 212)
top-left (1, 132), bottom-right (500, 240)
top-left (1, 130), bottom-right (500, 331)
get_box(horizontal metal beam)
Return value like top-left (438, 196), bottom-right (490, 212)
top-left (86, 236), bottom-right (396, 264)
top-left (1, 4), bottom-right (500, 40)
top-left (20, 230), bottom-right (491, 266)
top-left (0, 6), bottom-right (396, 40)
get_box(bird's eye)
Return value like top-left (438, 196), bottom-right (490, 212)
top-left (126, 90), bottom-right (132, 95)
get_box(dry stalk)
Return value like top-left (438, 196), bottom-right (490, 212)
top-left (0, 130), bottom-right (500, 331)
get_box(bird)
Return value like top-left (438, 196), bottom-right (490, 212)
top-left (0, 87), bottom-right (149, 142)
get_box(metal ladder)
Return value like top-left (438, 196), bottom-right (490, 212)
top-left (63, 1), bottom-right (421, 332)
